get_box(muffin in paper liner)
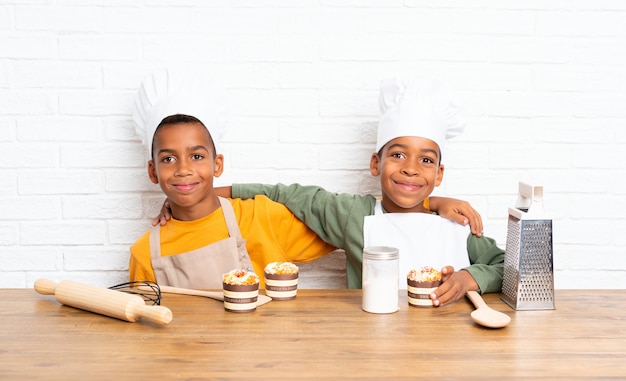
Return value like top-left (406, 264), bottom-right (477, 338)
top-left (222, 269), bottom-right (259, 313)
top-left (264, 262), bottom-right (299, 300)
top-left (407, 267), bottom-right (442, 308)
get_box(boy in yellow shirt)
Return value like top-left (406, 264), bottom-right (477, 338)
top-left (129, 69), bottom-right (337, 289)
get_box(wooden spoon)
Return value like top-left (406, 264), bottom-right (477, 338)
top-left (466, 290), bottom-right (511, 328)
top-left (151, 285), bottom-right (273, 306)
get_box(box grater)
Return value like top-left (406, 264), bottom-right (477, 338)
top-left (501, 182), bottom-right (555, 310)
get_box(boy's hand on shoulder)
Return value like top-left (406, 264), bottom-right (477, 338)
top-left (429, 197), bottom-right (483, 237)
top-left (430, 267), bottom-right (479, 307)
top-left (151, 199), bottom-right (172, 226)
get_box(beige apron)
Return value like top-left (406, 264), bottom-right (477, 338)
top-left (149, 197), bottom-right (252, 289)
top-left (363, 200), bottom-right (470, 289)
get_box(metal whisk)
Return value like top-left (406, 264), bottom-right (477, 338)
top-left (108, 281), bottom-right (162, 305)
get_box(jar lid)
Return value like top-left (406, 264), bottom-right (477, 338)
top-left (363, 246), bottom-right (399, 260)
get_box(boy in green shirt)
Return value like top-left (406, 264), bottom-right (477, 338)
top-left (227, 76), bottom-right (504, 307)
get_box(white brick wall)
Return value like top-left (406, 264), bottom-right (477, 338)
top-left (1, 2), bottom-right (625, 290)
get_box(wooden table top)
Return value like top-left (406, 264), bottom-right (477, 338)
top-left (1, 288), bottom-right (625, 380)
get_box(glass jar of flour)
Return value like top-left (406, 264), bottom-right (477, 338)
top-left (361, 246), bottom-right (399, 314)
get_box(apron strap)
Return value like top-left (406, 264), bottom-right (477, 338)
top-left (374, 199), bottom-right (384, 215)
top-left (218, 197), bottom-right (242, 241)
top-left (218, 197), bottom-right (253, 271)
top-left (149, 225), bottom-right (161, 261)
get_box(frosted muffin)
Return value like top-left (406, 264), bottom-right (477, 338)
top-left (222, 269), bottom-right (260, 313)
top-left (407, 266), bottom-right (442, 308)
top-left (264, 262), bottom-right (299, 300)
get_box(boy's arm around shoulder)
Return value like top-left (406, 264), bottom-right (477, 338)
top-left (232, 183), bottom-right (295, 203)
top-left (232, 183), bottom-right (331, 216)
top-left (232, 183), bottom-right (374, 251)
top-left (464, 233), bottom-right (505, 294)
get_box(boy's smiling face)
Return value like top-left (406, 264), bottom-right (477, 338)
top-left (370, 136), bottom-right (444, 213)
top-left (148, 122), bottom-right (223, 221)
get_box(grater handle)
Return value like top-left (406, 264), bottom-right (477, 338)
top-left (515, 182), bottom-right (544, 215)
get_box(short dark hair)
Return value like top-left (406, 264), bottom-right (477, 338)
top-left (151, 114), bottom-right (216, 160)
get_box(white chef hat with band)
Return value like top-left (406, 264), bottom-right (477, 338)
top-left (133, 68), bottom-right (228, 160)
top-left (376, 75), bottom-right (467, 157)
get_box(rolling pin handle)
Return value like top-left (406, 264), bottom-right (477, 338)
top-left (132, 304), bottom-right (173, 325)
top-left (34, 278), bottom-right (58, 295)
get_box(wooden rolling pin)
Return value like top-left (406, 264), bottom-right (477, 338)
top-left (34, 279), bottom-right (173, 325)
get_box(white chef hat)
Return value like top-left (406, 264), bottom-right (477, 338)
top-left (376, 75), bottom-right (467, 158)
top-left (133, 68), bottom-right (228, 160)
